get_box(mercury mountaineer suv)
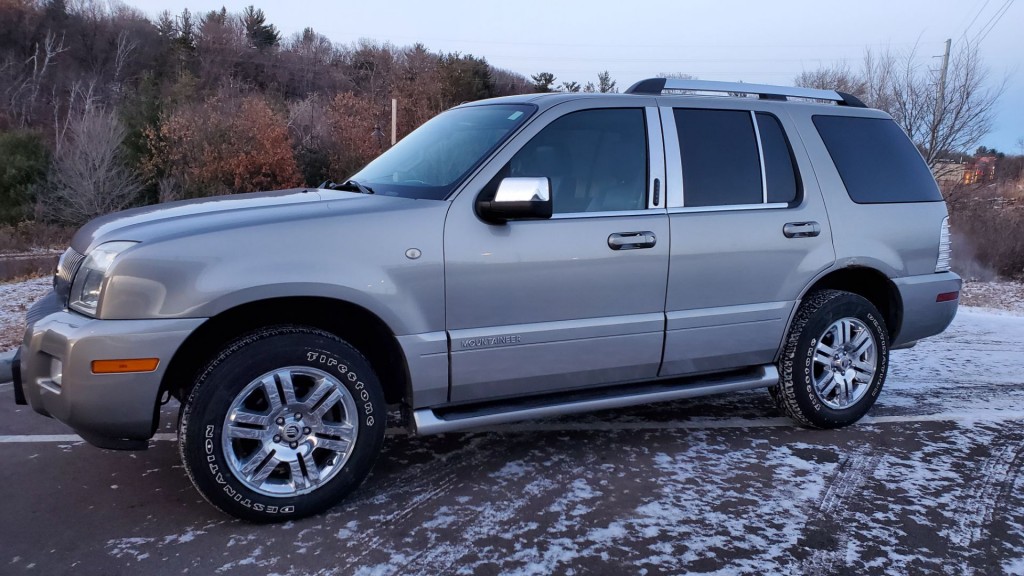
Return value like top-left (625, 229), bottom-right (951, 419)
top-left (14, 79), bottom-right (961, 521)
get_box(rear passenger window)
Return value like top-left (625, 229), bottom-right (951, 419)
top-left (675, 109), bottom-right (762, 207)
top-left (674, 109), bottom-right (800, 208)
top-left (813, 115), bottom-right (942, 203)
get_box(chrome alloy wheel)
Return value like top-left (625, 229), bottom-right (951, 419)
top-left (221, 366), bottom-right (359, 497)
top-left (812, 318), bottom-right (877, 410)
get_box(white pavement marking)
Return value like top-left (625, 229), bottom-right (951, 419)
top-left (0, 433), bottom-right (178, 444)
top-left (1, 411), bottom-right (1023, 444)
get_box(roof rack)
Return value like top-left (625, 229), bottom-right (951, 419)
top-left (624, 78), bottom-right (867, 107)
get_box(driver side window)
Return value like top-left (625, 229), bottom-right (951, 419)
top-left (505, 108), bottom-right (648, 214)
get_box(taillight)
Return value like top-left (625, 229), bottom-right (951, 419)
top-left (936, 216), bottom-right (951, 272)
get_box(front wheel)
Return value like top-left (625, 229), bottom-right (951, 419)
top-left (773, 289), bottom-right (889, 429)
top-left (179, 326), bottom-right (385, 522)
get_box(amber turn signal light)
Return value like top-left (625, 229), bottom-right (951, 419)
top-left (91, 358), bottom-right (160, 374)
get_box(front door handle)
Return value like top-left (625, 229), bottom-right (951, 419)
top-left (608, 231), bottom-right (657, 250)
top-left (783, 221), bottom-right (821, 238)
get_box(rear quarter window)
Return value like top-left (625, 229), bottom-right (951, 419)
top-left (813, 115), bottom-right (942, 203)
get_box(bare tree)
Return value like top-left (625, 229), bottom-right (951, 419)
top-left (2, 30), bottom-right (67, 126)
top-left (113, 30), bottom-right (139, 84)
top-left (797, 42), bottom-right (1004, 169)
top-left (42, 107), bottom-right (142, 224)
top-left (657, 72), bottom-right (699, 80)
top-left (794, 61), bottom-right (865, 96)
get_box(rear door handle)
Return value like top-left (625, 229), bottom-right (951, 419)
top-left (783, 221), bottom-right (821, 238)
top-left (608, 231), bottom-right (657, 250)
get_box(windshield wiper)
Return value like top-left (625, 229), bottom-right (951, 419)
top-left (323, 179), bottom-right (375, 195)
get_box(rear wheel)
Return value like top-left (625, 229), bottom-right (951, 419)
top-left (773, 290), bottom-right (889, 428)
top-left (179, 326), bottom-right (385, 522)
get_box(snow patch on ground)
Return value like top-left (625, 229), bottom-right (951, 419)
top-left (0, 276), bottom-right (50, 350)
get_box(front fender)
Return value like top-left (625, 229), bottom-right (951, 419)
top-left (97, 201), bottom-right (449, 337)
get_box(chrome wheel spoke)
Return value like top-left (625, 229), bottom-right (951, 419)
top-left (320, 422), bottom-right (355, 441)
top-left (227, 425), bottom-right (265, 440)
top-left (839, 375), bottom-right (852, 404)
top-left (814, 349), bottom-right (833, 365)
top-left (819, 374), bottom-right (839, 398)
top-left (840, 319), bottom-right (853, 345)
top-left (852, 360), bottom-right (875, 380)
top-left (260, 376), bottom-right (284, 411)
top-left (229, 409), bottom-right (271, 427)
top-left (851, 331), bottom-right (873, 357)
top-left (315, 436), bottom-right (351, 453)
top-left (288, 460), bottom-right (308, 490)
top-left (302, 377), bottom-right (334, 411)
top-left (276, 370), bottom-right (298, 404)
top-left (300, 452), bottom-right (321, 484)
top-left (312, 389), bottom-right (344, 419)
top-left (240, 446), bottom-right (277, 480)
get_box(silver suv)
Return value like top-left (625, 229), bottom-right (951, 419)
top-left (14, 79), bottom-right (960, 521)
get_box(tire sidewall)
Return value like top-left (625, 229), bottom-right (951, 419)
top-left (790, 294), bottom-right (889, 427)
top-left (180, 328), bottom-right (385, 522)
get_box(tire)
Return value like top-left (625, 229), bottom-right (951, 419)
top-left (179, 325), bottom-right (386, 522)
top-left (772, 289), bottom-right (889, 429)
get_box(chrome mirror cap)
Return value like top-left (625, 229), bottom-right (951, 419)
top-left (494, 177), bottom-right (550, 203)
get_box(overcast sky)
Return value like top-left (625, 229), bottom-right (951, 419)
top-left (143, 0), bottom-right (1022, 152)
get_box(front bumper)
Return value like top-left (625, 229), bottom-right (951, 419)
top-left (18, 292), bottom-right (204, 449)
top-left (892, 271), bottom-right (962, 347)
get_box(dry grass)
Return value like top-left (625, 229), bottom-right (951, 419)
top-left (947, 183), bottom-right (1024, 281)
top-left (0, 221), bottom-right (73, 253)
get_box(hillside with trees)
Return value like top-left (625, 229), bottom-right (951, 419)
top-left (0, 0), bottom-right (536, 230)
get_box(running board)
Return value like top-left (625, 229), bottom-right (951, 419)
top-left (413, 365), bottom-right (779, 436)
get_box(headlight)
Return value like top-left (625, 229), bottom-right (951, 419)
top-left (69, 241), bottom-right (137, 316)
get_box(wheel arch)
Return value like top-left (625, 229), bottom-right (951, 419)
top-left (159, 296), bottom-right (412, 416)
top-left (793, 266), bottom-right (903, 342)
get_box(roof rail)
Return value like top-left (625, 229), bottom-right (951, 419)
top-left (624, 78), bottom-right (867, 107)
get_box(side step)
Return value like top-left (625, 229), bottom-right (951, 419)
top-left (413, 365), bottom-right (779, 436)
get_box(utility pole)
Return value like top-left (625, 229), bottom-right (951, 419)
top-left (930, 38), bottom-right (951, 158)
top-left (391, 98), bottom-right (397, 146)
top-left (936, 39), bottom-right (951, 112)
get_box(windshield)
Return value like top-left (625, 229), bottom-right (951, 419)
top-left (348, 104), bottom-right (535, 200)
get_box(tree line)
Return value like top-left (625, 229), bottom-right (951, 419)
top-left (0, 0), bottom-right (541, 226)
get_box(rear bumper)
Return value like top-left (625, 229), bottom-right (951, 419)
top-left (892, 271), bottom-right (961, 347)
top-left (19, 293), bottom-right (203, 449)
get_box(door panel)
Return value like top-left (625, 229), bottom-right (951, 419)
top-left (444, 103), bottom-right (668, 403)
top-left (658, 103), bottom-right (835, 377)
top-left (446, 213), bottom-right (669, 402)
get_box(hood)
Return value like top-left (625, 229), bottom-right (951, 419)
top-left (71, 188), bottom-right (410, 253)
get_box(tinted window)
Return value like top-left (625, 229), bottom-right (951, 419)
top-left (504, 109), bottom-right (648, 213)
top-left (675, 109), bottom-right (762, 207)
top-left (813, 115), bottom-right (942, 203)
top-left (756, 113), bottom-right (799, 204)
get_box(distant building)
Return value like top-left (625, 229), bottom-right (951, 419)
top-left (932, 160), bottom-right (967, 184)
top-left (964, 156), bottom-right (997, 184)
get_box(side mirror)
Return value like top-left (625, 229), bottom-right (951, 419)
top-left (477, 177), bottom-right (553, 224)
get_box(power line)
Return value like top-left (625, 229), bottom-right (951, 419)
top-left (961, 0), bottom-right (992, 39)
top-left (973, 0), bottom-right (1014, 45)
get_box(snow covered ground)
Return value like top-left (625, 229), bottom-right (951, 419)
top-left (2, 277), bottom-right (1023, 575)
top-left (0, 276), bottom-right (50, 350)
